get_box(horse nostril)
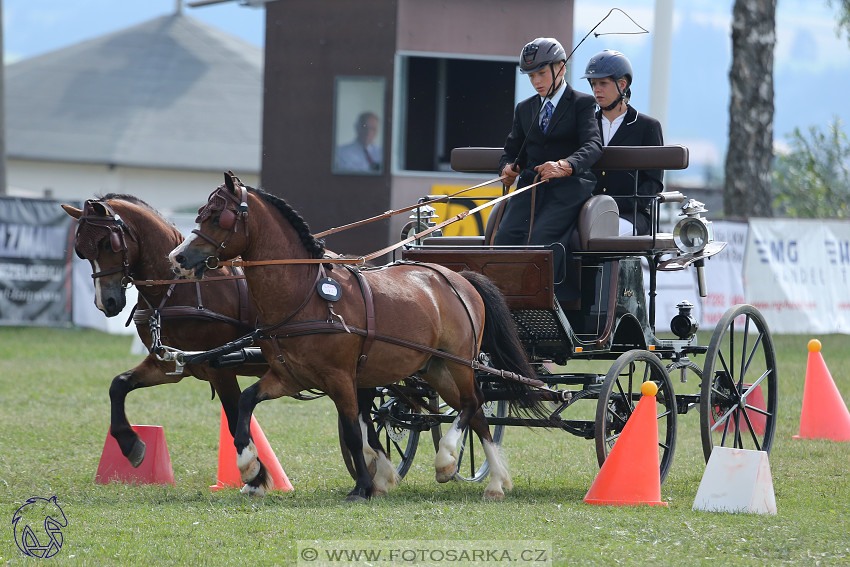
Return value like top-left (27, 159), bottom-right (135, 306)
top-left (175, 254), bottom-right (186, 266)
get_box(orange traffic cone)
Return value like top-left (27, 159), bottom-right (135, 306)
top-left (584, 381), bottom-right (667, 506)
top-left (210, 407), bottom-right (293, 491)
top-left (95, 425), bottom-right (175, 485)
top-left (793, 339), bottom-right (850, 442)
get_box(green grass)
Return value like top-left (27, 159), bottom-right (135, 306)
top-left (1, 327), bottom-right (848, 566)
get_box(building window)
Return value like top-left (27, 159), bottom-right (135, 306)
top-left (332, 76), bottom-right (386, 175)
top-left (400, 55), bottom-right (516, 172)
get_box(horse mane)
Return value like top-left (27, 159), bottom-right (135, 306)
top-left (98, 193), bottom-right (179, 232)
top-left (247, 186), bottom-right (326, 259)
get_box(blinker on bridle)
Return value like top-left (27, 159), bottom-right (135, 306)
top-left (192, 181), bottom-right (249, 270)
top-left (77, 199), bottom-right (137, 288)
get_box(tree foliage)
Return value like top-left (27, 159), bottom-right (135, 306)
top-left (773, 118), bottom-right (850, 218)
top-left (829, 0), bottom-right (850, 41)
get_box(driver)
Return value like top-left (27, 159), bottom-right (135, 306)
top-left (495, 37), bottom-right (602, 303)
top-left (581, 50), bottom-right (664, 236)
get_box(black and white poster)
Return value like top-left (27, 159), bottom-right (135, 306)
top-left (0, 197), bottom-right (76, 326)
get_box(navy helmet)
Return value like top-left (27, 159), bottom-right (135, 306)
top-left (581, 49), bottom-right (633, 88)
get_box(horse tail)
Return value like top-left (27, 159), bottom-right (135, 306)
top-left (460, 271), bottom-right (549, 420)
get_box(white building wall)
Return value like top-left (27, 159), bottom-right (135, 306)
top-left (7, 159), bottom-right (260, 215)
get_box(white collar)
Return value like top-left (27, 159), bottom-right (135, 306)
top-left (540, 79), bottom-right (567, 109)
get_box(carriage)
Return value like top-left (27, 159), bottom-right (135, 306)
top-left (70, 142), bottom-right (777, 500)
top-left (353, 144), bottom-right (778, 485)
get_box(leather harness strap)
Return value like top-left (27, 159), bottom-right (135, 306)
top-left (346, 266), bottom-right (376, 366)
top-left (259, 318), bottom-right (545, 388)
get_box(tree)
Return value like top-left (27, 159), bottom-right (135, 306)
top-left (724, 0), bottom-right (776, 219)
top-left (831, 0), bottom-right (850, 40)
top-left (773, 118), bottom-right (850, 218)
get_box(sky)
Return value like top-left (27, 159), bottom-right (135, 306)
top-left (3, 0), bottom-right (849, 183)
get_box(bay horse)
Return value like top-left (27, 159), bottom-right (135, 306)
top-left (62, 195), bottom-right (265, 468)
top-left (168, 172), bottom-right (543, 501)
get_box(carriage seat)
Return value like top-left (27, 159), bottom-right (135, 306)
top-left (423, 145), bottom-right (689, 252)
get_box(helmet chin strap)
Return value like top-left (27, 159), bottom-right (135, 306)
top-left (545, 61), bottom-right (566, 98)
top-left (600, 79), bottom-right (627, 111)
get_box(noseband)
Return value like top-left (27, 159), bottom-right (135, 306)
top-left (192, 182), bottom-right (250, 269)
top-left (76, 200), bottom-right (137, 288)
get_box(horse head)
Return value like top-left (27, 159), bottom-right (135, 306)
top-left (62, 199), bottom-right (139, 316)
top-left (169, 171), bottom-right (250, 280)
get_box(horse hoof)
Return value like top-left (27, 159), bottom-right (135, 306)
top-left (241, 484), bottom-right (266, 498)
top-left (435, 465), bottom-right (456, 483)
top-left (483, 489), bottom-right (505, 501)
top-left (127, 438), bottom-right (146, 468)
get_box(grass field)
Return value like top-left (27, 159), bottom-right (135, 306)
top-left (1, 326), bottom-right (848, 566)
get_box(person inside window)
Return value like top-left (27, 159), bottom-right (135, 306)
top-left (582, 50), bottom-right (663, 236)
top-left (335, 111), bottom-right (382, 172)
top-left (495, 37), bottom-right (602, 303)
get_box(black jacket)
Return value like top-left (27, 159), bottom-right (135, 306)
top-left (592, 105), bottom-right (663, 235)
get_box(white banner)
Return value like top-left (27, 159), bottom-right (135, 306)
top-left (700, 221), bottom-right (748, 327)
top-left (744, 218), bottom-right (850, 334)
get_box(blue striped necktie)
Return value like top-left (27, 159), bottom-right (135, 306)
top-left (541, 101), bottom-right (553, 133)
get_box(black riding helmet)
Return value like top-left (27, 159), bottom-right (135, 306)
top-left (581, 50), bottom-right (633, 109)
top-left (519, 37), bottom-right (566, 74)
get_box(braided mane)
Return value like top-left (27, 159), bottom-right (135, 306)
top-left (247, 186), bottom-right (326, 258)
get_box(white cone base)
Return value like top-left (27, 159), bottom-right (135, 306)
top-left (693, 447), bottom-right (777, 515)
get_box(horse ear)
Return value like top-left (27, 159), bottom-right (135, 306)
top-left (61, 204), bottom-right (82, 219)
top-left (224, 171), bottom-right (235, 192)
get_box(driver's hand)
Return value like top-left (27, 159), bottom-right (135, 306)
top-left (535, 160), bottom-right (573, 180)
top-left (501, 163), bottom-right (520, 187)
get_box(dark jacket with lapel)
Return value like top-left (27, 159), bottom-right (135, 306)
top-left (592, 105), bottom-right (664, 234)
top-left (495, 83), bottom-right (602, 243)
top-left (494, 82), bottom-right (602, 301)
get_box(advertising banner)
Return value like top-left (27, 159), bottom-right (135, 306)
top-left (700, 221), bottom-right (748, 327)
top-left (743, 218), bottom-right (850, 334)
top-left (0, 197), bottom-right (76, 326)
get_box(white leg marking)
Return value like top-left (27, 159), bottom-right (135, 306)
top-left (359, 416), bottom-right (378, 475)
top-left (435, 417), bottom-right (462, 482)
top-left (482, 439), bottom-right (511, 501)
top-left (372, 451), bottom-right (400, 496)
top-left (237, 441), bottom-right (260, 483)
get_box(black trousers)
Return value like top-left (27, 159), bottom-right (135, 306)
top-left (493, 174), bottom-right (594, 301)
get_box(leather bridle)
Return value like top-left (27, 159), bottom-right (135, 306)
top-left (76, 199), bottom-right (137, 288)
top-left (192, 183), bottom-right (248, 270)
top-left (191, 182), bottom-right (249, 270)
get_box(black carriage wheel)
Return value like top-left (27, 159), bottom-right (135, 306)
top-left (595, 350), bottom-right (678, 484)
top-left (429, 395), bottom-right (507, 483)
top-left (700, 304), bottom-right (778, 462)
top-left (339, 390), bottom-right (421, 481)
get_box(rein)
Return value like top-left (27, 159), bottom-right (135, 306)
top-left (313, 174), bottom-right (508, 238)
top-left (208, 178), bottom-right (548, 270)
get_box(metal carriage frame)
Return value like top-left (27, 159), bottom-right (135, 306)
top-left (365, 144), bottom-right (779, 484)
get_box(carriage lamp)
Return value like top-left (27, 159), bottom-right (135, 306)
top-left (403, 203), bottom-right (442, 241)
top-left (673, 199), bottom-right (714, 254)
top-left (670, 300), bottom-right (699, 340)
